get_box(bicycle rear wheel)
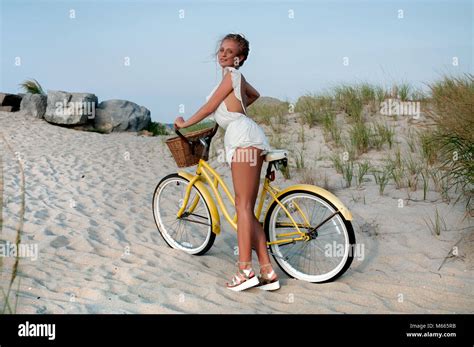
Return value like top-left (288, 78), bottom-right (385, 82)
top-left (264, 189), bottom-right (355, 283)
top-left (152, 173), bottom-right (215, 255)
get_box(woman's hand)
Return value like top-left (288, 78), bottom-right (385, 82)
top-left (174, 116), bottom-right (186, 130)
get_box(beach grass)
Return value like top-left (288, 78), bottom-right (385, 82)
top-left (146, 121), bottom-right (169, 136)
top-left (247, 102), bottom-right (290, 126)
top-left (427, 73), bottom-right (473, 212)
top-left (372, 164), bottom-right (391, 196)
top-left (294, 94), bottom-right (335, 128)
top-left (18, 78), bottom-right (45, 95)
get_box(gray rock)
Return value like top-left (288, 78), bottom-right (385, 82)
top-left (0, 93), bottom-right (22, 111)
top-left (94, 99), bottom-right (151, 133)
top-left (0, 106), bottom-right (14, 112)
top-left (44, 90), bottom-right (97, 125)
top-left (20, 93), bottom-right (47, 119)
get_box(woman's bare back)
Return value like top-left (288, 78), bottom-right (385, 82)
top-left (223, 74), bottom-right (248, 114)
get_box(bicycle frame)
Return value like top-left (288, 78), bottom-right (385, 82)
top-left (176, 159), bottom-right (352, 246)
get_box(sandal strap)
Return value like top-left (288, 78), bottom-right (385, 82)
top-left (238, 268), bottom-right (254, 278)
top-left (228, 268), bottom-right (255, 287)
top-left (226, 260), bottom-right (256, 288)
top-left (230, 275), bottom-right (240, 286)
top-left (260, 270), bottom-right (275, 279)
top-left (259, 263), bottom-right (277, 281)
top-left (236, 261), bottom-right (252, 266)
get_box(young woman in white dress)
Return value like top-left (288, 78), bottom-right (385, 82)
top-left (174, 33), bottom-right (280, 291)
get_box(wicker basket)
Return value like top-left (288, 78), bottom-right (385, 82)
top-left (166, 125), bottom-right (218, 168)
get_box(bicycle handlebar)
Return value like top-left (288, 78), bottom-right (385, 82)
top-left (174, 124), bottom-right (219, 142)
top-left (174, 128), bottom-right (193, 146)
top-left (174, 123), bottom-right (219, 156)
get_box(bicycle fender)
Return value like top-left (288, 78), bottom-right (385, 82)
top-left (267, 184), bottom-right (353, 221)
top-left (177, 171), bottom-right (221, 235)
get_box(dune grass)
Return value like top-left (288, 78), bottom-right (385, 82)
top-left (427, 73), bottom-right (473, 212)
top-left (348, 119), bottom-right (395, 156)
top-left (295, 94), bottom-right (334, 128)
top-left (387, 149), bottom-right (407, 190)
top-left (356, 160), bottom-right (371, 188)
top-left (322, 112), bottom-right (342, 147)
top-left (18, 78), bottom-right (45, 95)
top-left (418, 129), bottom-right (440, 166)
top-left (372, 163), bottom-right (392, 196)
top-left (239, 75), bottom-right (471, 214)
top-left (330, 152), bottom-right (344, 175)
top-left (349, 120), bottom-right (371, 155)
top-left (423, 207), bottom-right (447, 236)
top-left (397, 83), bottom-right (411, 101)
top-left (146, 121), bottom-right (169, 136)
top-left (294, 148), bottom-right (306, 169)
top-left (342, 159), bottom-right (354, 188)
top-left (332, 85), bottom-right (364, 121)
top-left (373, 121), bottom-right (395, 149)
top-left (247, 102), bottom-right (290, 126)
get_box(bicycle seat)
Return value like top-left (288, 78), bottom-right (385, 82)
top-left (265, 149), bottom-right (288, 162)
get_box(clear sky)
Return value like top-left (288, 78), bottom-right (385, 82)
top-left (1, 0), bottom-right (472, 122)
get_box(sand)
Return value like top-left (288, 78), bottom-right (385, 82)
top-left (0, 110), bottom-right (472, 314)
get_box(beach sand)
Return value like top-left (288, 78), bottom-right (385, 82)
top-left (0, 110), bottom-right (473, 314)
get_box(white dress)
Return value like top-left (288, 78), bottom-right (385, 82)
top-left (205, 66), bottom-right (272, 166)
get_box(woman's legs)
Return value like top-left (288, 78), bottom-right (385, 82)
top-left (231, 147), bottom-right (277, 277)
top-left (251, 218), bottom-right (274, 274)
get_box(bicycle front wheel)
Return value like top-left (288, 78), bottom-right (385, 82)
top-left (265, 189), bottom-right (355, 283)
top-left (152, 173), bottom-right (215, 255)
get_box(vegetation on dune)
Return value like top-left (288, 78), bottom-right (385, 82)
top-left (18, 78), bottom-right (45, 95)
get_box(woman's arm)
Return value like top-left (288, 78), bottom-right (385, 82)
top-left (175, 73), bottom-right (233, 129)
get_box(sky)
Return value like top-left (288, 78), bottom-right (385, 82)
top-left (1, 0), bottom-right (472, 123)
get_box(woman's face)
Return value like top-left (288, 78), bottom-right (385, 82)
top-left (218, 39), bottom-right (243, 68)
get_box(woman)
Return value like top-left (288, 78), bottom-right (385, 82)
top-left (174, 33), bottom-right (280, 292)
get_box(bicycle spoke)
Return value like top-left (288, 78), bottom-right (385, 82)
top-left (178, 217), bottom-right (212, 227)
top-left (176, 219), bottom-right (186, 243)
top-left (187, 212), bottom-right (209, 220)
top-left (269, 191), bottom-right (352, 281)
top-left (301, 241), bottom-right (310, 274)
top-left (284, 242), bottom-right (307, 263)
top-left (154, 176), bottom-right (213, 253)
top-left (317, 230), bottom-right (340, 237)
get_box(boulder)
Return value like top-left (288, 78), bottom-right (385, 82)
top-left (44, 90), bottom-right (98, 125)
top-left (94, 99), bottom-right (151, 133)
top-left (0, 93), bottom-right (22, 111)
top-left (20, 93), bottom-right (47, 119)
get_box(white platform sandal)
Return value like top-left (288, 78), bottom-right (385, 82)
top-left (256, 263), bottom-right (280, 291)
top-left (226, 261), bottom-right (260, 292)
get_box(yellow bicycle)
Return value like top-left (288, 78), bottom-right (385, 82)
top-left (153, 128), bottom-right (356, 283)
